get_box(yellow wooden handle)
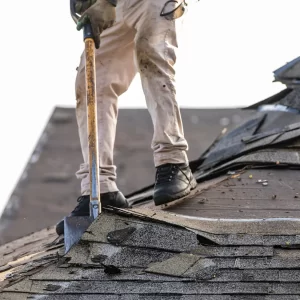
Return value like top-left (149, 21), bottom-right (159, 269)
top-left (85, 38), bottom-right (101, 218)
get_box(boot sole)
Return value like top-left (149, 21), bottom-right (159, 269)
top-left (56, 220), bottom-right (65, 236)
top-left (154, 177), bottom-right (197, 206)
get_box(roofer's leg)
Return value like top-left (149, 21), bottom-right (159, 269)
top-left (76, 27), bottom-right (137, 197)
top-left (56, 7), bottom-right (137, 235)
top-left (125, 0), bottom-right (197, 205)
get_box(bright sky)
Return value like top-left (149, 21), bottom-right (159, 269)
top-left (0, 0), bottom-right (299, 217)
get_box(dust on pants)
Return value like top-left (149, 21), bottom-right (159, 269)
top-left (75, 0), bottom-right (189, 195)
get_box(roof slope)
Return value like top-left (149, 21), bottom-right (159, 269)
top-left (273, 56), bottom-right (300, 88)
top-left (2, 101), bottom-right (300, 298)
top-left (2, 57), bottom-right (300, 298)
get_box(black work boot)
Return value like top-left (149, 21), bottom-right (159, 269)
top-left (153, 163), bottom-right (197, 206)
top-left (56, 191), bottom-right (129, 235)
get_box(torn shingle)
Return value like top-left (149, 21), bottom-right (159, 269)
top-left (146, 253), bottom-right (201, 277)
top-left (107, 227), bottom-right (136, 245)
top-left (183, 258), bottom-right (217, 280)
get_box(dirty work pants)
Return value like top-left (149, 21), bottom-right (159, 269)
top-left (75, 0), bottom-right (189, 195)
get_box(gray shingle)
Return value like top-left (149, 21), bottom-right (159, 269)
top-left (7, 280), bottom-right (300, 295)
top-left (191, 246), bottom-right (274, 257)
top-left (109, 221), bottom-right (198, 252)
top-left (5, 295), bottom-right (300, 300)
top-left (86, 243), bottom-right (174, 268)
top-left (145, 253), bottom-right (201, 276)
top-left (31, 265), bottom-right (193, 282)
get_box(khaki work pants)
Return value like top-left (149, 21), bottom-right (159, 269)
top-left (75, 0), bottom-right (189, 195)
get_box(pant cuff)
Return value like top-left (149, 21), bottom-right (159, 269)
top-left (81, 180), bottom-right (119, 195)
top-left (154, 151), bottom-right (188, 167)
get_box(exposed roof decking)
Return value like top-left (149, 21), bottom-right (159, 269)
top-left (149, 168), bottom-right (300, 220)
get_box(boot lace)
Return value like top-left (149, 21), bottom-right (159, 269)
top-left (155, 164), bottom-right (179, 184)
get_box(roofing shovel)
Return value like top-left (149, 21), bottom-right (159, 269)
top-left (64, 1), bottom-right (101, 253)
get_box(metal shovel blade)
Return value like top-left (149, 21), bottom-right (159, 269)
top-left (64, 216), bottom-right (94, 253)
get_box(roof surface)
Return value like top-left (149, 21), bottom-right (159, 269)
top-left (2, 58), bottom-right (300, 298)
top-left (2, 97), bottom-right (300, 298)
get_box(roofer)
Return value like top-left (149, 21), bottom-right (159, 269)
top-left (56, 0), bottom-right (197, 235)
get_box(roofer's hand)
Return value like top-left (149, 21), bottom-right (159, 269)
top-left (75, 0), bottom-right (97, 14)
top-left (76, 0), bottom-right (116, 49)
